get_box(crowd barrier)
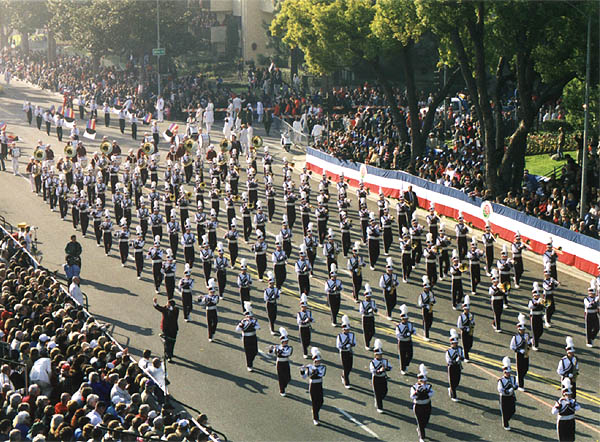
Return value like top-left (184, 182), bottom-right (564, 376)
top-left (0, 224), bottom-right (220, 441)
top-left (305, 147), bottom-right (600, 276)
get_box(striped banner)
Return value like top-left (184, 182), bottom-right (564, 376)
top-left (306, 147), bottom-right (600, 275)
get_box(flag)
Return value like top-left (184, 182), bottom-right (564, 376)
top-left (64, 108), bottom-right (75, 122)
top-left (165, 123), bottom-right (178, 137)
top-left (143, 113), bottom-right (152, 125)
top-left (57, 105), bottom-right (63, 116)
top-left (83, 119), bottom-right (97, 140)
top-left (113, 98), bottom-right (122, 110)
top-left (64, 120), bottom-right (74, 129)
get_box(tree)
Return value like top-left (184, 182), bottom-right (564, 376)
top-left (6, 0), bottom-right (52, 54)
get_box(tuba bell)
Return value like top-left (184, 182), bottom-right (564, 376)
top-left (142, 142), bottom-right (153, 155)
top-left (64, 145), bottom-right (76, 158)
top-left (220, 139), bottom-right (230, 151)
top-left (185, 191), bottom-right (193, 199)
top-left (33, 148), bottom-right (46, 161)
top-left (252, 135), bottom-right (263, 148)
top-left (184, 139), bottom-right (194, 153)
top-left (100, 141), bottom-right (112, 155)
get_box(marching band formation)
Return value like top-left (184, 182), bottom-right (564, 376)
top-left (9, 97), bottom-right (599, 440)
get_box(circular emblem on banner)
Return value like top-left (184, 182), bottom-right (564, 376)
top-left (481, 201), bottom-right (493, 219)
top-left (360, 163), bottom-right (368, 179)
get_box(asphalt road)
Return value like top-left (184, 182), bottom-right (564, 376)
top-left (0, 79), bottom-right (598, 442)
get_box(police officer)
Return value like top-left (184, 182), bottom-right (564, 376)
top-left (379, 257), bottom-right (399, 320)
top-left (370, 339), bottom-right (392, 413)
top-left (269, 327), bottom-right (293, 396)
top-left (359, 284), bottom-right (378, 350)
top-left (336, 315), bottom-right (356, 389)
top-left (498, 357), bottom-right (517, 431)
top-left (396, 304), bottom-right (415, 374)
top-left (236, 302), bottom-right (260, 372)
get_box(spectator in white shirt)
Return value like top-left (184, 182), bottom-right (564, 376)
top-left (86, 399), bottom-right (106, 426)
top-left (110, 378), bottom-right (132, 405)
top-left (69, 276), bottom-right (84, 306)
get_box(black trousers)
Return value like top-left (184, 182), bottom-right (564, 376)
top-left (72, 208), bottom-right (79, 229)
top-left (451, 279), bottom-right (464, 309)
top-left (59, 198), bottom-right (68, 219)
top-left (414, 402), bottom-right (431, 440)
top-left (426, 262), bottom-right (437, 287)
top-left (165, 276), bottom-right (175, 299)
top-left (298, 274), bottom-right (310, 296)
top-left (514, 257), bottom-right (523, 285)
top-left (229, 243), bottom-right (238, 267)
top-left (105, 113), bottom-right (110, 127)
top-left (318, 220), bottom-right (327, 245)
top-left (203, 261), bottom-right (212, 284)
top-left (266, 302), bottom-right (278, 332)
top-left (368, 239), bottom-right (379, 268)
top-left (163, 333), bottom-right (176, 359)
top-left (351, 272), bottom-right (362, 301)
top-left (300, 327), bottom-right (311, 357)
top-left (586, 312), bottom-right (599, 345)
top-left (373, 376), bottom-right (388, 410)
top-left (274, 265), bottom-right (286, 289)
top-left (103, 232), bottom-right (112, 254)
top-left (277, 361), bottom-right (291, 393)
top-left (287, 206), bottom-right (296, 229)
top-left (152, 263), bottom-right (163, 290)
top-left (206, 309), bottom-right (218, 339)
top-left (398, 340), bottom-right (413, 371)
top-left (340, 350), bottom-right (353, 386)
top-left (243, 217), bottom-right (252, 242)
top-left (462, 331), bottom-right (473, 360)
top-left (310, 382), bottom-right (323, 420)
top-left (412, 243), bottom-right (422, 266)
top-left (500, 395), bottom-right (515, 428)
top-left (470, 264), bottom-right (481, 293)
top-left (256, 254), bottom-right (266, 280)
top-left (134, 251), bottom-right (143, 276)
top-left (485, 246), bottom-right (494, 272)
top-left (243, 335), bottom-right (258, 368)
top-left (119, 241), bottom-right (129, 264)
top-left (119, 118), bottom-right (125, 133)
top-left (93, 221), bottom-right (102, 245)
top-left (184, 246), bottom-right (194, 268)
top-left (531, 315), bottom-right (544, 348)
top-left (240, 287), bottom-right (250, 312)
top-left (169, 234), bottom-right (178, 259)
top-left (457, 237), bottom-right (467, 262)
top-left (546, 295), bottom-right (556, 323)
top-left (361, 220), bottom-right (368, 243)
top-left (57, 126), bottom-right (63, 141)
top-left (384, 289), bottom-right (397, 317)
top-left (448, 364), bottom-right (461, 399)
top-left (328, 294), bottom-right (340, 325)
top-left (383, 228), bottom-right (392, 254)
top-left (362, 316), bottom-right (375, 348)
top-left (216, 270), bottom-right (226, 297)
top-left (557, 418), bottom-right (575, 441)
top-left (516, 352), bottom-right (529, 389)
top-left (492, 299), bottom-right (504, 330)
top-left (267, 199), bottom-right (275, 221)
top-left (341, 231), bottom-right (350, 257)
top-left (182, 290), bottom-right (192, 319)
top-left (440, 251), bottom-right (450, 278)
top-left (422, 308), bottom-right (433, 339)
top-left (402, 253), bottom-right (412, 280)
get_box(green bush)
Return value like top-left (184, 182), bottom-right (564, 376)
top-left (540, 119), bottom-right (573, 133)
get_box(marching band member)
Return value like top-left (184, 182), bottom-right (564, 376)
top-left (497, 246), bottom-right (513, 308)
top-left (304, 223), bottom-right (318, 274)
top-left (297, 294), bottom-right (314, 358)
top-left (529, 282), bottom-right (545, 351)
top-left (237, 259), bottom-right (253, 312)
top-left (466, 237), bottom-right (484, 295)
top-left (347, 242), bottom-right (366, 302)
top-left (200, 235), bottom-right (214, 285)
top-left (423, 234), bottom-right (438, 288)
top-left (436, 224), bottom-right (451, 280)
top-left (542, 264), bottom-right (560, 328)
top-left (381, 206), bottom-right (394, 256)
top-left (410, 212), bottom-right (424, 267)
top-left (584, 280), bottom-right (599, 347)
top-left (552, 378), bottom-right (580, 441)
top-left (511, 232), bottom-right (531, 288)
top-left (411, 364), bottom-right (433, 442)
top-left (490, 269), bottom-right (505, 332)
top-left (240, 192), bottom-right (253, 243)
top-left (295, 245), bottom-right (312, 296)
top-left (162, 250), bottom-right (177, 299)
top-left (339, 211), bottom-right (352, 257)
top-left (396, 304), bottom-right (415, 374)
top-left (380, 257), bottom-right (399, 320)
top-left (195, 201), bottom-right (206, 245)
top-left (264, 272), bottom-right (281, 335)
top-left (150, 203), bottom-right (164, 241)
top-left (224, 219), bottom-right (239, 267)
top-left (300, 347), bottom-right (326, 426)
top-left (132, 226), bottom-right (145, 279)
top-left (457, 296), bottom-right (475, 362)
top-left (167, 209), bottom-right (180, 259)
top-left (455, 212), bottom-right (469, 263)
top-left (359, 199), bottom-right (370, 244)
top-left (446, 328), bottom-right (464, 402)
top-left (181, 220), bottom-right (195, 268)
top-left (325, 264), bottom-right (343, 327)
top-left (70, 185), bottom-right (80, 230)
top-left (269, 327), bottom-right (293, 396)
top-left (91, 198), bottom-right (103, 245)
top-left (418, 276), bottom-right (435, 341)
top-left (254, 201), bottom-right (267, 238)
top-left (396, 195), bottom-right (410, 236)
top-left (284, 187), bottom-right (297, 229)
top-left (198, 279), bottom-right (220, 342)
top-left (137, 198), bottom-right (150, 240)
top-left (178, 264), bottom-right (194, 321)
top-left (323, 228), bottom-right (340, 273)
top-left (370, 339), bottom-right (392, 413)
top-left (252, 229), bottom-right (268, 280)
top-left (224, 184), bottom-right (236, 227)
top-left (272, 234), bottom-right (287, 290)
top-left (236, 302), bottom-right (260, 372)
top-left (510, 313), bottom-right (532, 391)
top-left (280, 216), bottom-right (293, 260)
top-left (207, 209), bottom-right (218, 251)
top-left (100, 210), bottom-right (113, 256)
top-left (147, 236), bottom-right (164, 293)
top-left (300, 191), bottom-right (311, 233)
top-left (315, 195), bottom-right (329, 245)
top-left (426, 204), bottom-right (440, 242)
top-left (336, 315), bottom-right (356, 389)
top-left (359, 284), bottom-right (378, 350)
top-left (557, 337), bottom-right (579, 399)
top-left (399, 228), bottom-right (413, 283)
top-left (366, 213), bottom-right (381, 270)
top-left (116, 218), bottom-right (130, 266)
top-left (214, 242), bottom-right (228, 298)
top-left (449, 251), bottom-right (464, 310)
top-left (78, 191), bottom-right (90, 235)
top-left (498, 357), bottom-right (517, 431)
top-left (482, 221), bottom-right (496, 276)
top-left (543, 237), bottom-right (560, 281)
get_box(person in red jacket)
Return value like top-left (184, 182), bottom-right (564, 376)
top-left (153, 298), bottom-right (179, 362)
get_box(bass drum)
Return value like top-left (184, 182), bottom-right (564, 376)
top-left (200, 134), bottom-right (210, 149)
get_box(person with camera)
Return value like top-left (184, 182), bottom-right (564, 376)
top-left (64, 234), bottom-right (82, 285)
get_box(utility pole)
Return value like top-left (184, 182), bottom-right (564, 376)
top-left (156, 0), bottom-right (161, 97)
top-left (579, 15), bottom-right (591, 219)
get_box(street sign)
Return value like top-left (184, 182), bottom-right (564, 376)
top-left (152, 48), bottom-right (165, 56)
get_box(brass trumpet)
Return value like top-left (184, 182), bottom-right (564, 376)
top-left (100, 141), bottom-right (113, 155)
top-left (142, 142), bottom-right (153, 154)
top-left (252, 135), bottom-right (263, 148)
top-left (33, 148), bottom-right (46, 161)
top-left (64, 145), bottom-right (76, 158)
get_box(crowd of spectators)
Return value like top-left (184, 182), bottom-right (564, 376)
top-left (0, 230), bottom-right (216, 441)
